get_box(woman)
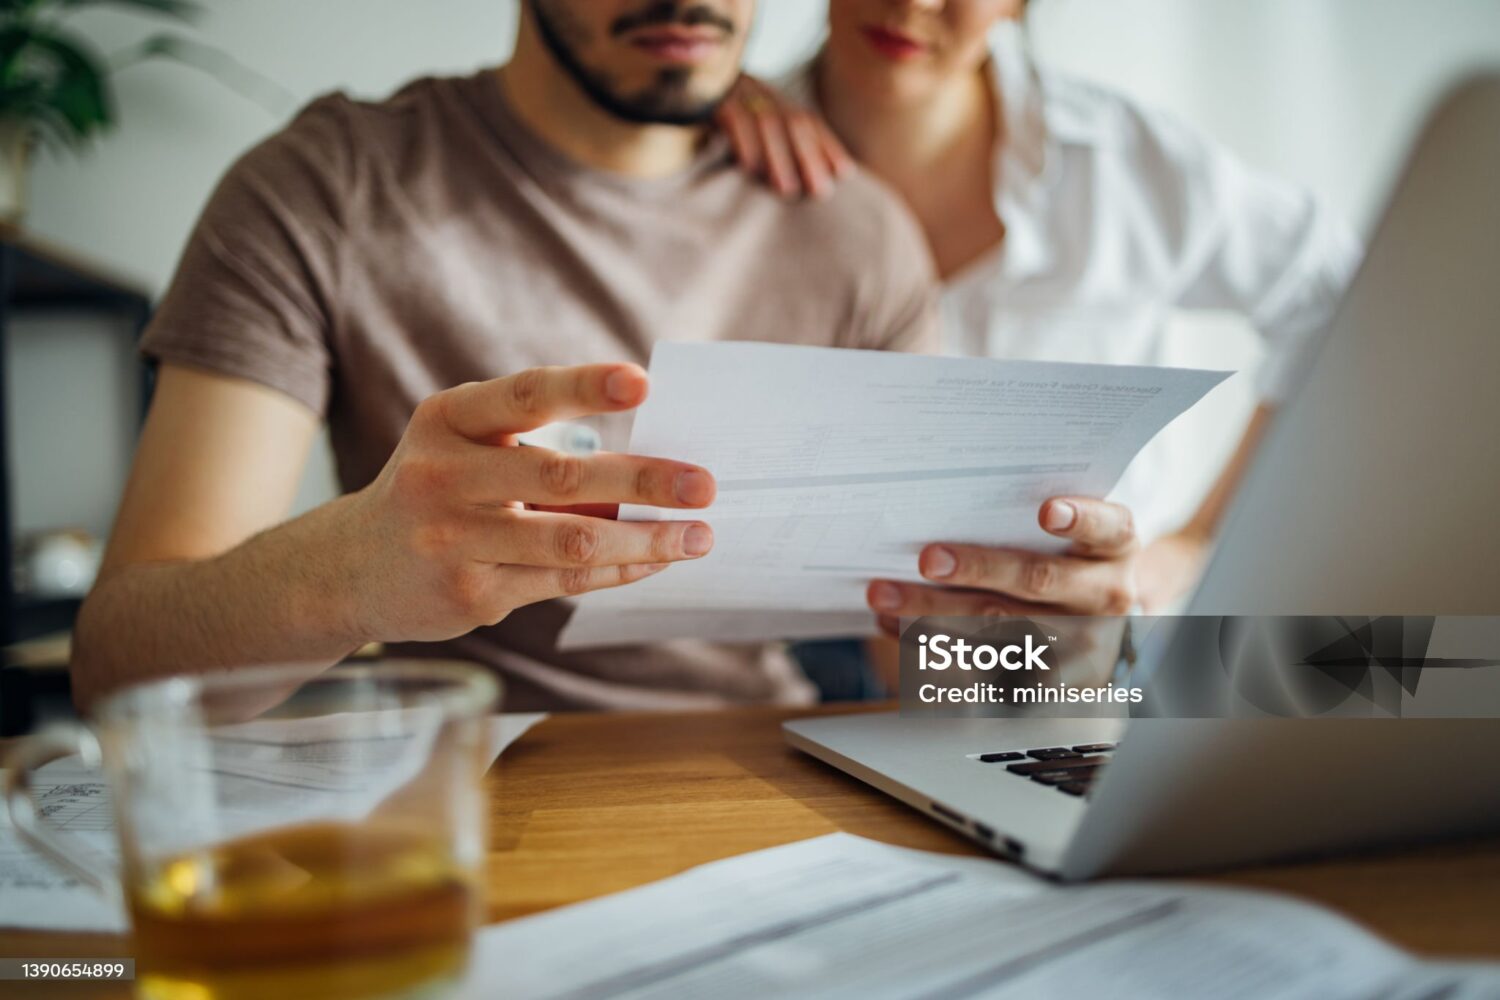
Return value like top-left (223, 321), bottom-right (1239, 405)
top-left (719, 0), bottom-right (1360, 633)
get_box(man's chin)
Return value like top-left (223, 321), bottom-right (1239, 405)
top-left (595, 80), bottom-right (734, 126)
top-left (608, 98), bottom-right (726, 126)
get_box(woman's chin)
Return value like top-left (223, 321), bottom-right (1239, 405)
top-left (849, 62), bottom-right (947, 107)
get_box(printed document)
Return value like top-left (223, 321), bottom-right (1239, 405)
top-left (562, 343), bottom-right (1226, 647)
top-left (461, 832), bottom-right (1500, 1000)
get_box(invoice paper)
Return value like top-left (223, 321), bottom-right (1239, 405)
top-left (460, 832), bottom-right (1500, 1000)
top-left (561, 343), bottom-right (1227, 648)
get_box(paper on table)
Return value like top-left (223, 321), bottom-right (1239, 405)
top-left (560, 343), bottom-right (1227, 648)
top-left (0, 712), bottom-right (547, 933)
top-left (484, 712), bottom-right (548, 762)
top-left (459, 832), bottom-right (1496, 1000)
top-left (0, 756), bottom-right (123, 933)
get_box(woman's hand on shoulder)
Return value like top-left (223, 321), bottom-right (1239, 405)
top-left (716, 75), bottom-right (853, 201)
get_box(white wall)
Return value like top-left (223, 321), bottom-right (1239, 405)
top-left (29, 0), bottom-right (825, 297)
top-left (21, 0), bottom-right (1500, 528)
top-left (1029, 0), bottom-right (1500, 233)
top-left (4, 313), bottom-right (139, 539)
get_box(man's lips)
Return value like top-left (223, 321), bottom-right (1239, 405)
top-left (861, 25), bottom-right (927, 61)
top-left (627, 27), bottom-right (726, 65)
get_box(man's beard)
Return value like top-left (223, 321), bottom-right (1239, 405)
top-left (529, 1), bottom-right (739, 126)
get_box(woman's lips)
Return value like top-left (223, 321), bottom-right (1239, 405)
top-left (627, 27), bottom-right (725, 65)
top-left (861, 25), bottom-right (927, 61)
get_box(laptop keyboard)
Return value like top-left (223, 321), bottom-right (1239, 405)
top-left (974, 743), bottom-right (1117, 798)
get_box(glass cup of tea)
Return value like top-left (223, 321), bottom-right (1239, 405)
top-left (4, 661), bottom-right (500, 1000)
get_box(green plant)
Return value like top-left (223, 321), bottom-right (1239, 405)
top-left (0, 0), bottom-right (288, 152)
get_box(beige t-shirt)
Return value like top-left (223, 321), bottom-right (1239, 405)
top-left (142, 70), bottom-right (938, 711)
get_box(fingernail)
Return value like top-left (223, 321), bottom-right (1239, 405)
top-left (922, 546), bottom-right (957, 580)
top-left (1044, 501), bottom-right (1077, 533)
top-left (605, 368), bottom-right (639, 405)
top-left (683, 523), bottom-right (713, 556)
top-left (675, 470), bottom-right (713, 505)
top-left (870, 582), bottom-right (902, 612)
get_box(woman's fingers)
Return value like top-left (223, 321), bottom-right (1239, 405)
top-left (718, 84), bottom-right (764, 175)
top-left (756, 107), bottom-right (802, 197)
top-left (718, 76), bottom-right (849, 200)
top-left (788, 113), bottom-right (835, 198)
top-left (820, 127), bottom-right (855, 179)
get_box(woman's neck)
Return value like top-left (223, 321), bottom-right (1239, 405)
top-left (816, 53), bottom-right (997, 191)
top-left (817, 51), bottom-right (1006, 280)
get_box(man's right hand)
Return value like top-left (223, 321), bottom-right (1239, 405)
top-left (342, 362), bottom-right (715, 643)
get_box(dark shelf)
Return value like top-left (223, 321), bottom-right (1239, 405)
top-left (11, 594), bottom-right (83, 642)
top-left (0, 222), bottom-right (151, 313)
top-left (0, 227), bottom-right (154, 649)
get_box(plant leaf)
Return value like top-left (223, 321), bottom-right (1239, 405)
top-left (0, 26), bottom-right (35, 75)
top-left (116, 32), bottom-right (298, 117)
top-left (0, 77), bottom-right (45, 116)
top-left (30, 102), bottom-right (85, 153)
top-left (0, 1), bottom-right (47, 19)
top-left (10, 26), bottom-right (113, 141)
top-left (53, 0), bottom-right (201, 21)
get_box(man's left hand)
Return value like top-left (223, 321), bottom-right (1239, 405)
top-left (866, 497), bottom-right (1140, 632)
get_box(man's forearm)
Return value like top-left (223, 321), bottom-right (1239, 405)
top-left (72, 493), bottom-right (370, 708)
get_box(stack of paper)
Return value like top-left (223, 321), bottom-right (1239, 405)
top-left (561, 343), bottom-right (1226, 648)
top-left (461, 833), bottom-right (1500, 1000)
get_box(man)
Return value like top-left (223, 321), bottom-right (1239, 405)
top-left (71, 1), bottom-right (939, 710)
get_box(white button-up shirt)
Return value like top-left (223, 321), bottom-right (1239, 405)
top-left (784, 25), bottom-right (1363, 540)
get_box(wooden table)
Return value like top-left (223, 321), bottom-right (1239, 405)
top-left (5, 704), bottom-right (1500, 996)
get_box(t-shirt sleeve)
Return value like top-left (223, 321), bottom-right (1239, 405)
top-left (842, 174), bottom-right (942, 355)
top-left (141, 95), bottom-right (359, 416)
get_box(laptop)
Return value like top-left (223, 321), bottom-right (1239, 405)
top-left (784, 74), bottom-right (1500, 880)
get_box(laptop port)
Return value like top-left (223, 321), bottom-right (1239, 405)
top-left (930, 802), bottom-right (966, 826)
top-left (972, 822), bottom-right (996, 841)
top-left (1003, 837), bottom-right (1026, 858)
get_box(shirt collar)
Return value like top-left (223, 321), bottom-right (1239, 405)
top-left (987, 21), bottom-right (1050, 194)
top-left (983, 21), bottom-right (1060, 283)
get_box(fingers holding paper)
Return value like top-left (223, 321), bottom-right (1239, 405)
top-left (346, 363), bottom-right (720, 642)
top-left (447, 444), bottom-right (717, 511)
top-left (867, 497), bottom-right (1142, 629)
top-left (438, 363), bottom-right (651, 441)
top-left (1036, 497), bottom-right (1139, 560)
